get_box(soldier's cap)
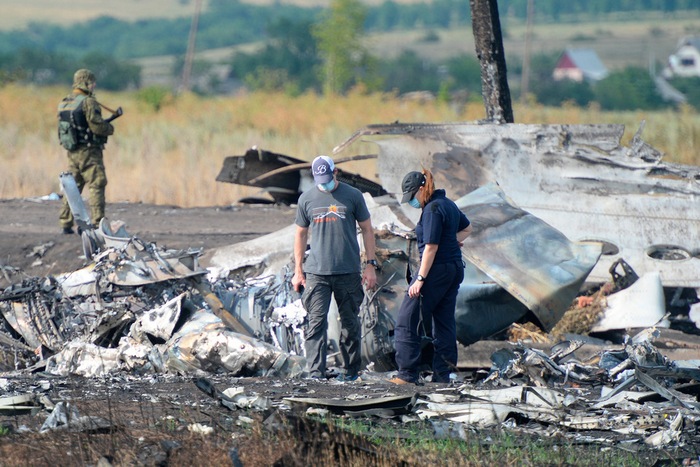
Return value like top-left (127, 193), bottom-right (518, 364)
top-left (311, 155), bottom-right (335, 184)
top-left (400, 171), bottom-right (426, 203)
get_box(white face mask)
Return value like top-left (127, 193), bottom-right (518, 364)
top-left (317, 180), bottom-right (336, 192)
top-left (408, 198), bottom-right (421, 209)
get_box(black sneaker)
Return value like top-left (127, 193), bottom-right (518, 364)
top-left (61, 227), bottom-right (74, 235)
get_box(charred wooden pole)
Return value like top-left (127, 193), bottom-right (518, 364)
top-left (470, 0), bottom-right (514, 123)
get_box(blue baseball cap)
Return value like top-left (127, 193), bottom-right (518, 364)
top-left (312, 155), bottom-right (335, 184)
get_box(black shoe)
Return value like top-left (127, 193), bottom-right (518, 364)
top-left (61, 227), bottom-right (74, 235)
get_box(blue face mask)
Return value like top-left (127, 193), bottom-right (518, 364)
top-left (408, 198), bottom-right (421, 209)
top-left (317, 180), bottom-right (336, 192)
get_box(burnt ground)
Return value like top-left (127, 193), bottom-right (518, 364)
top-left (0, 197), bottom-right (297, 287)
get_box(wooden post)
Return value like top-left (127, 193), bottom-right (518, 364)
top-left (470, 0), bottom-right (514, 123)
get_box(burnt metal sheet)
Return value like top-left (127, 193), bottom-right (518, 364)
top-left (457, 183), bottom-right (601, 331)
top-left (59, 172), bottom-right (91, 230)
top-left (216, 147), bottom-right (387, 204)
top-left (0, 280), bottom-right (65, 351)
top-left (0, 394), bottom-right (39, 416)
top-left (334, 122), bottom-right (700, 289)
top-left (99, 242), bottom-right (206, 286)
top-left (216, 147), bottom-right (307, 205)
top-left (284, 393), bottom-right (418, 416)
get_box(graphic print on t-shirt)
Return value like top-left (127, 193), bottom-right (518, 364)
top-left (311, 204), bottom-right (346, 223)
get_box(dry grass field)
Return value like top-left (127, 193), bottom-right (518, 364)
top-left (1, 84), bottom-right (699, 208)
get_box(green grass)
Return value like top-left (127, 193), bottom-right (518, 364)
top-left (309, 416), bottom-right (646, 466)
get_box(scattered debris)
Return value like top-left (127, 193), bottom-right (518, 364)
top-left (40, 401), bottom-right (113, 433)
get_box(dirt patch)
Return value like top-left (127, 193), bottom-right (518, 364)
top-left (0, 198), bottom-right (296, 289)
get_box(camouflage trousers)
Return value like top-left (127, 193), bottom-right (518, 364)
top-left (59, 146), bottom-right (108, 229)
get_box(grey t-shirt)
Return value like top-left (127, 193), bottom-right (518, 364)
top-left (295, 182), bottom-right (370, 275)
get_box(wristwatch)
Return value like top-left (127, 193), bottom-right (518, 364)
top-left (416, 274), bottom-right (425, 282)
top-left (366, 259), bottom-right (380, 270)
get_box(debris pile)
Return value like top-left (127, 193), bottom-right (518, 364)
top-left (0, 221), bottom-right (305, 379)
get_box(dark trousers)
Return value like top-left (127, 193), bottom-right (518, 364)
top-left (302, 273), bottom-right (364, 377)
top-left (394, 261), bottom-right (464, 383)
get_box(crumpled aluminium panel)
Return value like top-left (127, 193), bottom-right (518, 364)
top-left (457, 183), bottom-right (601, 331)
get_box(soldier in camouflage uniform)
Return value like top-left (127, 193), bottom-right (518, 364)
top-left (58, 69), bottom-right (114, 234)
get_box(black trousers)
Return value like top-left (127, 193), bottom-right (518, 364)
top-left (394, 260), bottom-right (464, 383)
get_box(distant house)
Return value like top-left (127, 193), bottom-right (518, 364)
top-left (663, 36), bottom-right (700, 78)
top-left (552, 49), bottom-right (609, 82)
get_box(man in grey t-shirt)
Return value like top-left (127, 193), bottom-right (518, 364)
top-left (292, 155), bottom-right (379, 381)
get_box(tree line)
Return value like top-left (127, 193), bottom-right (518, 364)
top-left (0, 0), bottom-right (698, 112)
top-left (0, 0), bottom-right (695, 60)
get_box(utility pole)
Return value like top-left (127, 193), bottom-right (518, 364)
top-left (520, 0), bottom-right (534, 104)
top-left (181, 0), bottom-right (203, 92)
top-left (469, 0), bottom-right (514, 123)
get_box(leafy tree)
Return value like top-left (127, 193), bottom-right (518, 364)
top-left (313, 0), bottom-right (368, 95)
top-left (593, 67), bottom-right (666, 110)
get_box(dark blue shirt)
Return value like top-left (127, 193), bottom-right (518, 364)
top-left (416, 189), bottom-right (470, 264)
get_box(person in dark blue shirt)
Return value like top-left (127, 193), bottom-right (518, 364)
top-left (390, 169), bottom-right (472, 384)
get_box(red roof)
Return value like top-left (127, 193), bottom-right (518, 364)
top-left (556, 54), bottom-right (577, 70)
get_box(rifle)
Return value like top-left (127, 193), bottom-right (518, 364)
top-left (99, 102), bottom-right (124, 123)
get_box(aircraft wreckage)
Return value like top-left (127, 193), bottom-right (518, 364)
top-left (2, 121), bottom-right (700, 451)
top-left (1, 121), bottom-right (699, 377)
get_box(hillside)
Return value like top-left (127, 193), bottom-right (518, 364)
top-left (2, 0), bottom-right (699, 90)
top-left (135, 16), bottom-right (699, 89)
top-left (0, 0), bottom-right (198, 30)
top-left (0, 0), bottom-right (419, 31)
